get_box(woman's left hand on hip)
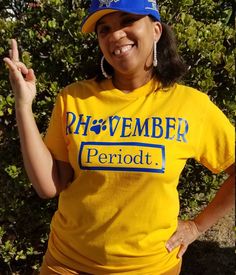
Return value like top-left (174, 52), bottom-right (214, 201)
top-left (165, 220), bottom-right (201, 258)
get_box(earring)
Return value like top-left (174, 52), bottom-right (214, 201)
top-left (153, 40), bottom-right (158, 67)
top-left (101, 56), bottom-right (111, 79)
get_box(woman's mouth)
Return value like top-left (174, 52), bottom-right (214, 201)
top-left (113, 44), bottom-right (134, 56)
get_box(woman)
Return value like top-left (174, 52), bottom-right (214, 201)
top-left (4, 0), bottom-right (235, 274)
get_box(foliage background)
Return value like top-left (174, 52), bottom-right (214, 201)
top-left (0, 0), bottom-right (235, 273)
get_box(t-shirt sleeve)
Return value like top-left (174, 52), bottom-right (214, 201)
top-left (43, 91), bottom-right (69, 163)
top-left (195, 97), bottom-right (235, 173)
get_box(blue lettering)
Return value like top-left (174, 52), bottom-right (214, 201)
top-left (145, 152), bottom-right (153, 165)
top-left (123, 154), bottom-right (132, 164)
top-left (151, 117), bottom-right (163, 138)
top-left (66, 112), bottom-right (188, 143)
top-left (133, 150), bottom-right (144, 164)
top-left (86, 148), bottom-right (98, 163)
top-left (165, 117), bottom-right (176, 140)
top-left (98, 153), bottom-right (107, 164)
top-left (177, 118), bottom-right (189, 142)
top-left (109, 116), bottom-right (121, 136)
top-left (74, 114), bottom-right (92, 136)
top-left (133, 118), bottom-right (149, 137)
top-left (109, 154), bottom-right (118, 164)
top-left (121, 118), bottom-right (132, 137)
top-left (66, 112), bottom-right (76, 135)
top-left (117, 149), bottom-right (122, 164)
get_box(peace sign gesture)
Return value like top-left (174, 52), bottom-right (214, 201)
top-left (4, 39), bottom-right (36, 109)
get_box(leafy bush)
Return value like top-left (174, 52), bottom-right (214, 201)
top-left (0, 0), bottom-right (234, 273)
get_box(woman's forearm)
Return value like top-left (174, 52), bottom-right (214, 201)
top-left (193, 166), bottom-right (235, 233)
top-left (166, 164), bottom-right (235, 257)
top-left (4, 39), bottom-right (71, 199)
top-left (16, 106), bottom-right (61, 198)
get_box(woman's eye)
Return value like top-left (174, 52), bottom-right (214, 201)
top-left (123, 19), bottom-right (135, 25)
top-left (122, 17), bottom-right (139, 26)
top-left (98, 26), bottom-right (110, 34)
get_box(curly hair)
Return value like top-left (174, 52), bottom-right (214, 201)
top-left (91, 23), bottom-right (187, 87)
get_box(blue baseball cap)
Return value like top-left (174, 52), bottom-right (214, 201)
top-left (81, 0), bottom-right (161, 33)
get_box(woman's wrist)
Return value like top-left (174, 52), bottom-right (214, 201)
top-left (15, 102), bottom-right (33, 114)
top-left (185, 220), bottom-right (202, 237)
top-left (191, 218), bottom-right (206, 235)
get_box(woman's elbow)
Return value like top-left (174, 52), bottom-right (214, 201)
top-left (37, 190), bottom-right (58, 199)
top-left (33, 183), bottom-right (59, 199)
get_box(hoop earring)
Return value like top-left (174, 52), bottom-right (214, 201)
top-left (153, 40), bottom-right (158, 67)
top-left (101, 56), bottom-right (111, 79)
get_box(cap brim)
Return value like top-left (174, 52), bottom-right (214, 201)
top-left (81, 9), bottom-right (118, 33)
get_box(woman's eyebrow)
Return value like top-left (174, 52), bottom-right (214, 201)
top-left (119, 12), bottom-right (130, 17)
top-left (96, 20), bottom-right (106, 28)
top-left (120, 13), bottom-right (142, 18)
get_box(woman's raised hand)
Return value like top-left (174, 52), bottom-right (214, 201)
top-left (3, 39), bottom-right (36, 109)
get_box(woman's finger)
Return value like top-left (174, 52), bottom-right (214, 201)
top-left (166, 220), bottom-right (201, 257)
top-left (11, 39), bottom-right (20, 62)
top-left (9, 49), bottom-right (13, 59)
top-left (4, 58), bottom-right (25, 87)
top-left (4, 58), bottom-right (29, 75)
top-left (177, 244), bottom-right (188, 258)
top-left (166, 233), bottom-right (183, 252)
top-left (25, 68), bottom-right (36, 82)
top-left (16, 61), bottom-right (29, 75)
top-left (6, 39), bottom-right (29, 75)
top-left (4, 57), bottom-right (20, 72)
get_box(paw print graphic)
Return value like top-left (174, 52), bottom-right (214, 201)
top-left (90, 119), bottom-right (107, 134)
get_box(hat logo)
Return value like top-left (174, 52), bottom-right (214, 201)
top-left (146, 0), bottom-right (158, 11)
top-left (99, 0), bottom-right (120, 8)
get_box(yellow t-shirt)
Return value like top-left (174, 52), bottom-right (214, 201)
top-left (44, 78), bottom-right (234, 274)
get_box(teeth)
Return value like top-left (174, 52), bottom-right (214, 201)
top-left (114, 45), bottom-right (132, 56)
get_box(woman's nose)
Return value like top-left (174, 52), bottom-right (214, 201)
top-left (109, 29), bottom-right (126, 43)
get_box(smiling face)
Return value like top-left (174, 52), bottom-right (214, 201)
top-left (96, 12), bottom-right (162, 79)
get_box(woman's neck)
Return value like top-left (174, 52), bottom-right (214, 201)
top-left (112, 70), bottom-right (154, 93)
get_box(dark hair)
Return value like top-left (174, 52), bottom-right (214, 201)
top-left (89, 23), bottom-right (187, 87)
top-left (154, 23), bottom-right (187, 87)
